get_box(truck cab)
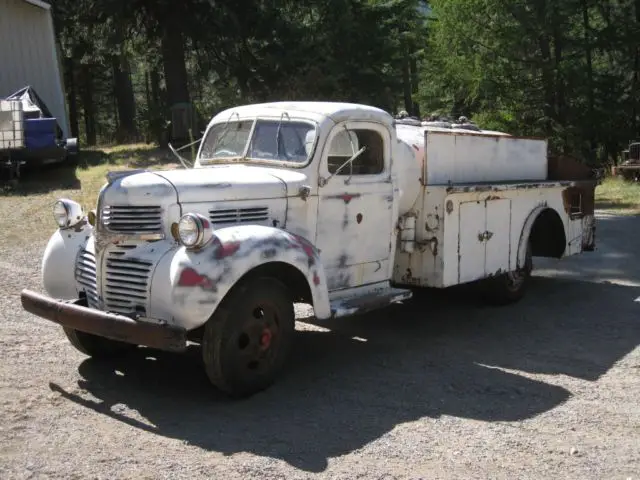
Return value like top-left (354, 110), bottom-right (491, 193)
top-left (21, 102), bottom-right (597, 398)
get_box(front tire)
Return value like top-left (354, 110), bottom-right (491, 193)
top-left (63, 327), bottom-right (137, 358)
top-left (201, 276), bottom-right (295, 398)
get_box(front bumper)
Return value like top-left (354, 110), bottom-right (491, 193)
top-left (21, 289), bottom-right (187, 352)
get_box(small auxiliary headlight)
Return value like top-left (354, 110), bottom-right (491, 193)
top-left (53, 200), bottom-right (69, 228)
top-left (177, 213), bottom-right (212, 249)
top-left (52, 199), bottom-right (85, 229)
top-left (87, 210), bottom-right (97, 226)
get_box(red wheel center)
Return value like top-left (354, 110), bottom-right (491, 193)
top-left (260, 328), bottom-right (272, 349)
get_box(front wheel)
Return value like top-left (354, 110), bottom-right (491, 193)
top-left (483, 241), bottom-right (533, 306)
top-left (63, 327), bottom-right (137, 359)
top-left (201, 276), bottom-right (295, 398)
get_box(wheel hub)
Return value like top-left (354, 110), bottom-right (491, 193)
top-left (260, 328), bottom-right (273, 350)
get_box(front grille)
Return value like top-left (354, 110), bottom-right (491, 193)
top-left (630, 143), bottom-right (640, 162)
top-left (75, 249), bottom-right (99, 308)
top-left (102, 205), bottom-right (163, 234)
top-left (209, 207), bottom-right (269, 226)
top-left (104, 251), bottom-right (152, 315)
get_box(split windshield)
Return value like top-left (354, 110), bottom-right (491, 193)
top-left (199, 118), bottom-right (317, 165)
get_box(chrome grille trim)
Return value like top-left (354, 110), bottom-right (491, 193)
top-left (102, 205), bottom-right (163, 234)
top-left (209, 207), bottom-right (269, 226)
top-left (75, 249), bottom-right (99, 308)
top-left (104, 253), bottom-right (152, 315)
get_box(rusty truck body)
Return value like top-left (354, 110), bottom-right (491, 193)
top-left (21, 102), bottom-right (597, 397)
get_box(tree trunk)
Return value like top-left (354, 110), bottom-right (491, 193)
top-left (402, 45), bottom-right (413, 114)
top-left (581, 0), bottom-right (596, 164)
top-left (112, 52), bottom-right (138, 143)
top-left (81, 64), bottom-right (96, 146)
top-left (161, 23), bottom-right (191, 140)
top-left (634, 0), bottom-right (640, 136)
top-left (64, 57), bottom-right (79, 138)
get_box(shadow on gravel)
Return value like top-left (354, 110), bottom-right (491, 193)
top-left (49, 276), bottom-right (640, 473)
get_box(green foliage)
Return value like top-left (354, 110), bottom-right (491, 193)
top-left (420, 0), bottom-right (640, 162)
top-left (51, 0), bottom-right (640, 164)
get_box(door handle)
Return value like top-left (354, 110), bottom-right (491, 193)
top-left (477, 231), bottom-right (494, 242)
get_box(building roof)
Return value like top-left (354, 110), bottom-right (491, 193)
top-left (23, 0), bottom-right (50, 10)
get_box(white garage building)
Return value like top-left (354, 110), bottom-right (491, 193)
top-left (0, 0), bottom-right (69, 137)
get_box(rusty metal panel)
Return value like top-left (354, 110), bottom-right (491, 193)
top-left (424, 131), bottom-right (548, 184)
top-left (315, 120), bottom-right (395, 290)
top-left (484, 198), bottom-right (512, 275)
top-left (20, 289), bottom-right (187, 352)
top-left (457, 201), bottom-right (486, 283)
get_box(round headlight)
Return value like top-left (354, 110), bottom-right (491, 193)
top-left (177, 213), bottom-right (212, 249)
top-left (53, 200), bottom-right (70, 228)
top-left (53, 198), bottom-right (85, 229)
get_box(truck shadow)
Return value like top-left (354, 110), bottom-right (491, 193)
top-left (49, 276), bottom-right (640, 473)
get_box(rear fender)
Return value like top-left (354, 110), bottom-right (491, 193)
top-left (167, 225), bottom-right (331, 329)
top-left (516, 206), bottom-right (546, 269)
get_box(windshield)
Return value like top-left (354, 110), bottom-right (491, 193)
top-left (199, 119), bottom-right (317, 165)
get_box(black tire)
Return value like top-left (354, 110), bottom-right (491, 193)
top-left (201, 276), bottom-right (295, 398)
top-left (63, 327), bottom-right (137, 359)
top-left (483, 240), bottom-right (533, 306)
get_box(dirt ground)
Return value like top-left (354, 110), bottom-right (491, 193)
top-left (1, 210), bottom-right (639, 480)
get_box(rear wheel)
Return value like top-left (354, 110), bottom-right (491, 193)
top-left (63, 327), bottom-right (137, 358)
top-left (201, 276), bottom-right (295, 398)
top-left (484, 240), bottom-right (533, 305)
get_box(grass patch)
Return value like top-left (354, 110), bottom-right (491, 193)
top-left (595, 176), bottom-right (640, 215)
top-left (0, 144), bottom-right (181, 247)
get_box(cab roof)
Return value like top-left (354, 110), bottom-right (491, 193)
top-left (208, 102), bottom-right (395, 128)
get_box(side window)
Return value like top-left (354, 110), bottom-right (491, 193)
top-left (327, 128), bottom-right (384, 175)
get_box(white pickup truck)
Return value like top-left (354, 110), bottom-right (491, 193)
top-left (21, 102), bottom-right (597, 397)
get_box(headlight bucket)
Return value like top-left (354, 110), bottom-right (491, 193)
top-left (53, 199), bottom-right (85, 229)
top-left (177, 213), bottom-right (213, 249)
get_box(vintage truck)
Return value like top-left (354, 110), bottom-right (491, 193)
top-left (21, 102), bottom-right (597, 397)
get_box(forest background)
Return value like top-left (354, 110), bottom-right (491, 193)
top-left (52, 0), bottom-right (640, 167)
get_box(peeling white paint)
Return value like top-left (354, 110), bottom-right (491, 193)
top-left (35, 101), bottom-right (597, 337)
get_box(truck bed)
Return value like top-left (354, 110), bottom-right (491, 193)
top-left (434, 179), bottom-right (593, 194)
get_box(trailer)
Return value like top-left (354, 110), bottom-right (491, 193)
top-left (0, 86), bottom-right (78, 182)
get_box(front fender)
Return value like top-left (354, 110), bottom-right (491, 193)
top-left (41, 222), bottom-right (92, 300)
top-left (150, 225), bottom-right (331, 331)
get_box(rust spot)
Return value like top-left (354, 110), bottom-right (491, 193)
top-left (313, 272), bottom-right (321, 286)
top-left (329, 193), bottom-right (361, 204)
top-left (486, 195), bottom-right (502, 201)
top-left (356, 213), bottom-right (363, 224)
top-left (293, 235), bottom-right (317, 267)
top-left (178, 268), bottom-right (217, 291)
top-left (446, 200), bottom-right (454, 214)
top-left (213, 240), bottom-right (241, 259)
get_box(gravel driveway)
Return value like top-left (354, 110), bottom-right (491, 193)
top-left (1, 210), bottom-right (639, 480)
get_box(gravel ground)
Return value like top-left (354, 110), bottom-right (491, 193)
top-left (1, 210), bottom-right (639, 480)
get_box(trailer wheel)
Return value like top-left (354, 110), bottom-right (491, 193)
top-left (484, 241), bottom-right (533, 305)
top-left (201, 276), bottom-right (295, 398)
top-left (63, 327), bottom-right (137, 358)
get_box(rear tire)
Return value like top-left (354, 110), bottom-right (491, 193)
top-left (483, 240), bottom-right (533, 306)
top-left (201, 276), bottom-right (295, 398)
top-left (63, 327), bottom-right (137, 358)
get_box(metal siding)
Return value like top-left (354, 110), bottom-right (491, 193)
top-left (0, 0), bottom-right (69, 137)
top-left (457, 201), bottom-right (486, 283)
top-left (425, 131), bottom-right (548, 184)
top-left (484, 198), bottom-right (512, 275)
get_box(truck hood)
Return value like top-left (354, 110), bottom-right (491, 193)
top-left (102, 164), bottom-right (309, 206)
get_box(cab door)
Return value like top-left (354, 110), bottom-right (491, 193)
top-left (315, 121), bottom-right (395, 291)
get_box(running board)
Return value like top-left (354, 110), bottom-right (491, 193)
top-left (330, 287), bottom-right (413, 318)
